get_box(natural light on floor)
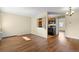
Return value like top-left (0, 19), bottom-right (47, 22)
top-left (22, 37), bottom-right (31, 41)
top-left (58, 32), bottom-right (67, 44)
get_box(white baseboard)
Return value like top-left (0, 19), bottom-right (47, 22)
top-left (65, 35), bottom-right (79, 40)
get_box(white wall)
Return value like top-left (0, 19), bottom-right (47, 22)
top-left (31, 12), bottom-right (48, 38)
top-left (1, 13), bottom-right (31, 37)
top-left (56, 18), bottom-right (59, 35)
top-left (65, 12), bottom-right (79, 39)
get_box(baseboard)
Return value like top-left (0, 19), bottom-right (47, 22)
top-left (65, 35), bottom-right (79, 40)
top-left (2, 34), bottom-right (31, 39)
top-left (2, 33), bottom-right (47, 39)
top-left (31, 33), bottom-right (47, 39)
top-left (2, 35), bottom-right (17, 39)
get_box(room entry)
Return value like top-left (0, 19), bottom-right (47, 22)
top-left (48, 16), bottom-right (56, 37)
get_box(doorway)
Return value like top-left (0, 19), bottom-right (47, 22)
top-left (48, 16), bottom-right (56, 38)
top-left (58, 17), bottom-right (65, 39)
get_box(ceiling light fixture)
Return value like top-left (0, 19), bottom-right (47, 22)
top-left (66, 7), bottom-right (75, 16)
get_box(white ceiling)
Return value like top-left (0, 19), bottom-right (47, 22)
top-left (0, 7), bottom-right (79, 17)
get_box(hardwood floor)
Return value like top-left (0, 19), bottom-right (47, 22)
top-left (0, 32), bottom-right (79, 52)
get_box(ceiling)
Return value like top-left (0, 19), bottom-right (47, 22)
top-left (0, 7), bottom-right (79, 17)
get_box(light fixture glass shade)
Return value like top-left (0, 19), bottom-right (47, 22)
top-left (71, 11), bottom-right (75, 14)
top-left (65, 7), bottom-right (74, 16)
top-left (66, 12), bottom-right (68, 15)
